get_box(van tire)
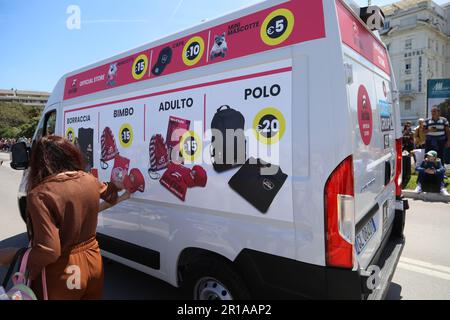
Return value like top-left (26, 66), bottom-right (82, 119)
top-left (182, 257), bottom-right (251, 300)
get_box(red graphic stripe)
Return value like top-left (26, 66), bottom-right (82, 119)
top-left (148, 50), bottom-right (153, 79)
top-left (206, 30), bottom-right (211, 64)
top-left (203, 94), bottom-right (207, 135)
top-left (64, 0), bottom-right (325, 100)
top-left (64, 67), bottom-right (292, 115)
top-left (97, 112), bottom-right (100, 143)
top-left (336, 0), bottom-right (391, 75)
top-left (144, 104), bottom-right (146, 142)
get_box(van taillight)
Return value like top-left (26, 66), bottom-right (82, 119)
top-left (395, 139), bottom-right (402, 197)
top-left (325, 156), bottom-right (354, 269)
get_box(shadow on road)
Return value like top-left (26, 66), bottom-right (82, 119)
top-left (0, 233), bottom-right (28, 286)
top-left (103, 258), bottom-right (183, 300)
top-left (385, 282), bottom-right (403, 300)
top-left (0, 233), bottom-right (183, 300)
top-left (0, 232), bottom-right (28, 248)
top-left (2, 232), bottom-right (405, 300)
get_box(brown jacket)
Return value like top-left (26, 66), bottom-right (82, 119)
top-left (414, 126), bottom-right (426, 146)
top-left (26, 171), bottom-right (118, 280)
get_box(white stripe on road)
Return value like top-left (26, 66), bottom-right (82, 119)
top-left (400, 257), bottom-right (450, 274)
top-left (398, 258), bottom-right (450, 281)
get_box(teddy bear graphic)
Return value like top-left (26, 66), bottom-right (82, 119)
top-left (210, 32), bottom-right (228, 61)
top-left (106, 63), bottom-right (118, 87)
top-left (111, 166), bottom-right (127, 190)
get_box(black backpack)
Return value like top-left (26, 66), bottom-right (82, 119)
top-left (77, 127), bottom-right (94, 171)
top-left (210, 105), bottom-right (246, 172)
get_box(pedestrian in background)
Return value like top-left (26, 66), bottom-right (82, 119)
top-left (424, 107), bottom-right (450, 160)
top-left (402, 121), bottom-right (414, 153)
top-left (414, 118), bottom-right (426, 149)
top-left (415, 150), bottom-right (448, 195)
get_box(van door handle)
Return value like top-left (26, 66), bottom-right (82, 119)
top-left (344, 63), bottom-right (353, 85)
top-left (384, 161), bottom-right (391, 186)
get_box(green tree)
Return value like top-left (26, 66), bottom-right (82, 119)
top-left (0, 102), bottom-right (43, 138)
top-left (436, 99), bottom-right (450, 122)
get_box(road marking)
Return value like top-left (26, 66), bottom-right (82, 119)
top-left (398, 257), bottom-right (450, 281)
top-left (400, 257), bottom-right (450, 274)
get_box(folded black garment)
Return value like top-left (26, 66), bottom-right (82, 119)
top-left (78, 127), bottom-right (94, 170)
top-left (152, 46), bottom-right (172, 76)
top-left (228, 157), bottom-right (288, 214)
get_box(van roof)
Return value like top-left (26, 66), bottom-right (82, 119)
top-left (64, 0), bottom-right (270, 78)
top-left (61, 0), bottom-right (328, 101)
top-left (60, 0), bottom-right (387, 103)
top-left (63, 0), bottom-right (378, 80)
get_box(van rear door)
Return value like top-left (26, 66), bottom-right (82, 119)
top-left (344, 53), bottom-right (389, 269)
top-left (337, 0), bottom-right (397, 269)
top-left (345, 54), bottom-right (397, 271)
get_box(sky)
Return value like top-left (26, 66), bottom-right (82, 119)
top-left (0, 0), bottom-right (449, 92)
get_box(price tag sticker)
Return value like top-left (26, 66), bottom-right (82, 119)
top-left (119, 123), bottom-right (134, 148)
top-left (253, 107), bottom-right (286, 144)
top-left (182, 36), bottom-right (205, 66)
top-left (66, 127), bottom-right (75, 143)
top-left (132, 54), bottom-right (149, 80)
top-left (180, 131), bottom-right (202, 162)
top-left (260, 8), bottom-right (295, 46)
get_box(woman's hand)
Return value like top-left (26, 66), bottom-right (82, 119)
top-left (118, 191), bottom-right (131, 203)
top-left (0, 248), bottom-right (19, 266)
top-left (99, 191), bottom-right (132, 212)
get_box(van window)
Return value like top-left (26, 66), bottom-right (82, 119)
top-left (35, 110), bottom-right (57, 141)
top-left (45, 111), bottom-right (56, 136)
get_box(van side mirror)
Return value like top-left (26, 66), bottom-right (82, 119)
top-left (10, 142), bottom-right (30, 170)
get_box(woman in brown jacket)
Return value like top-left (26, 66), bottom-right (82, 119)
top-left (1, 135), bottom-right (129, 299)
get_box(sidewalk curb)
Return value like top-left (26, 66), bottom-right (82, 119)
top-left (403, 190), bottom-right (450, 203)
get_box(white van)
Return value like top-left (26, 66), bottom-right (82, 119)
top-left (11, 0), bottom-right (408, 299)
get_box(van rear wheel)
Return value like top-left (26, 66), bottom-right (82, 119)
top-left (183, 257), bottom-right (251, 300)
top-left (194, 277), bottom-right (233, 300)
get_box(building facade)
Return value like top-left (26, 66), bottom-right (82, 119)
top-left (381, 0), bottom-right (450, 123)
top-left (0, 89), bottom-right (50, 107)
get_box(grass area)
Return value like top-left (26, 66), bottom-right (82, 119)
top-left (404, 174), bottom-right (418, 191)
top-left (403, 171), bottom-right (450, 192)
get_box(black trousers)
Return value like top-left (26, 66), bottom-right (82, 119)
top-left (425, 137), bottom-right (447, 160)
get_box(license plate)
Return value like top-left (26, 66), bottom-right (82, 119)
top-left (356, 218), bottom-right (377, 254)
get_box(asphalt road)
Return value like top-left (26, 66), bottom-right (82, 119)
top-left (0, 153), bottom-right (26, 239)
top-left (1, 152), bottom-right (449, 300)
top-left (385, 199), bottom-right (450, 300)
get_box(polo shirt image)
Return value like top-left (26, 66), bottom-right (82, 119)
top-left (228, 157), bottom-right (288, 214)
